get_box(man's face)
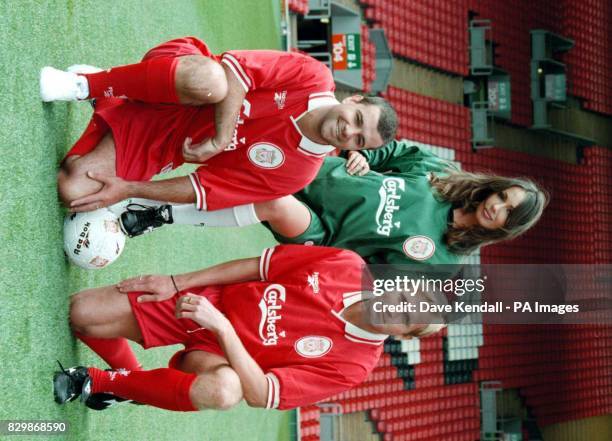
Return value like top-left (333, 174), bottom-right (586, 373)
top-left (319, 96), bottom-right (384, 150)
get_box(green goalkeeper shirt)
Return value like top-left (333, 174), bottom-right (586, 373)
top-left (293, 140), bottom-right (462, 269)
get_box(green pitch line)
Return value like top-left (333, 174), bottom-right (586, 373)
top-left (0, 1), bottom-right (290, 440)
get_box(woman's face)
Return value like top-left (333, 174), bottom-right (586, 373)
top-left (475, 186), bottom-right (526, 230)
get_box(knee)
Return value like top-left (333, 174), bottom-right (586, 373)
top-left (57, 163), bottom-right (74, 207)
top-left (204, 62), bottom-right (228, 103)
top-left (255, 196), bottom-right (292, 222)
top-left (69, 292), bottom-right (92, 335)
top-left (57, 160), bottom-right (85, 206)
top-left (176, 56), bottom-right (228, 104)
top-left (191, 368), bottom-right (242, 410)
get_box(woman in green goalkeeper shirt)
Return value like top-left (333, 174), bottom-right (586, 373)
top-left (255, 140), bottom-right (548, 266)
top-left (121, 139), bottom-right (548, 267)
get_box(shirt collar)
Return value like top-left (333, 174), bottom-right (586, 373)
top-left (332, 291), bottom-right (388, 345)
top-left (291, 92), bottom-right (338, 157)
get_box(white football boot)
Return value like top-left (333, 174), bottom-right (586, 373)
top-left (39, 66), bottom-right (90, 102)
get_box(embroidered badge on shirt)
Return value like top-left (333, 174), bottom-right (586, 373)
top-left (294, 336), bottom-right (333, 358)
top-left (247, 143), bottom-right (285, 169)
top-left (402, 235), bottom-right (436, 261)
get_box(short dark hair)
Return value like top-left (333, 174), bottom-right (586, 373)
top-left (361, 95), bottom-right (398, 147)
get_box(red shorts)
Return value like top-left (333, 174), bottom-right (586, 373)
top-left (65, 37), bottom-right (217, 181)
top-left (141, 36), bottom-right (214, 61)
top-left (127, 286), bottom-right (226, 368)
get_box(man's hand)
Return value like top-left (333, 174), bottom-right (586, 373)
top-left (346, 151), bottom-right (370, 176)
top-left (116, 274), bottom-right (177, 303)
top-left (176, 294), bottom-right (230, 334)
top-left (182, 137), bottom-right (225, 163)
top-left (70, 172), bottom-right (129, 212)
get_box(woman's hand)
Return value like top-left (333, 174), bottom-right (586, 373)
top-left (346, 151), bottom-right (370, 176)
top-left (175, 294), bottom-right (230, 334)
top-left (117, 274), bottom-right (177, 303)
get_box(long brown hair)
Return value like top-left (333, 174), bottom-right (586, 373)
top-left (430, 171), bottom-right (549, 254)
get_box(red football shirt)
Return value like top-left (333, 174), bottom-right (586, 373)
top-left (94, 50), bottom-right (337, 210)
top-left (191, 245), bottom-right (387, 410)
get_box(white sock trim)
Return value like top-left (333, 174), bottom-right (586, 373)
top-left (233, 204), bottom-right (260, 227)
top-left (171, 203), bottom-right (260, 228)
top-left (75, 75), bottom-right (89, 100)
top-left (188, 173), bottom-right (207, 210)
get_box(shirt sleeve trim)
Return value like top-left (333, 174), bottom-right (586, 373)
top-left (265, 373), bottom-right (281, 409)
top-left (290, 116), bottom-right (335, 157)
top-left (297, 147), bottom-right (329, 158)
top-left (221, 54), bottom-right (251, 93)
top-left (189, 173), bottom-right (207, 211)
top-left (260, 247), bottom-right (275, 281)
top-left (344, 334), bottom-right (386, 346)
top-left (309, 91), bottom-right (336, 99)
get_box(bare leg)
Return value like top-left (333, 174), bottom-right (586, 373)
top-left (174, 55), bottom-right (228, 105)
top-left (57, 133), bottom-right (116, 206)
top-left (69, 285), bottom-right (142, 343)
top-left (255, 196), bottom-right (312, 238)
top-left (70, 287), bottom-right (244, 410)
top-left (176, 351), bottom-right (243, 410)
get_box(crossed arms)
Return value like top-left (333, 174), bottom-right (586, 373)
top-left (70, 60), bottom-right (247, 212)
top-left (117, 256), bottom-right (270, 407)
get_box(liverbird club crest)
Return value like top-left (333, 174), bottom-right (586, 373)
top-left (294, 336), bottom-right (333, 358)
top-left (402, 235), bottom-right (436, 261)
top-left (247, 143), bottom-right (285, 169)
top-left (256, 148), bottom-right (276, 164)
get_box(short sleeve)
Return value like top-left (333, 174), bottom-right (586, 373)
top-left (362, 141), bottom-right (450, 175)
top-left (221, 50), bottom-right (334, 93)
top-left (259, 246), bottom-right (275, 281)
top-left (265, 363), bottom-right (366, 410)
top-left (259, 245), bottom-right (366, 284)
top-left (190, 162), bottom-right (318, 211)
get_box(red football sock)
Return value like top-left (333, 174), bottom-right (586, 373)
top-left (75, 333), bottom-right (142, 371)
top-left (83, 57), bottom-right (179, 103)
top-left (88, 367), bottom-right (198, 412)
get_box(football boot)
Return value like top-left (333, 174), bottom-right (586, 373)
top-left (119, 204), bottom-right (173, 238)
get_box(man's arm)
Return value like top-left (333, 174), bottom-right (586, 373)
top-left (176, 293), bottom-right (268, 407)
top-left (69, 173), bottom-right (196, 212)
top-left (181, 63), bottom-right (247, 163)
top-left (184, 49), bottom-right (335, 164)
top-left (213, 314), bottom-right (269, 407)
top-left (173, 256), bottom-right (260, 290)
top-left (117, 256), bottom-right (260, 303)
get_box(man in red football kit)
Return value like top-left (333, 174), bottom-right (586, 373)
top-left (54, 245), bottom-right (442, 411)
top-left (41, 37), bottom-right (397, 215)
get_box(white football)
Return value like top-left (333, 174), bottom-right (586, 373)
top-left (63, 208), bottom-right (126, 269)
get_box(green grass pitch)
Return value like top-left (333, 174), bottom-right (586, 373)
top-left (0, 1), bottom-right (295, 440)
